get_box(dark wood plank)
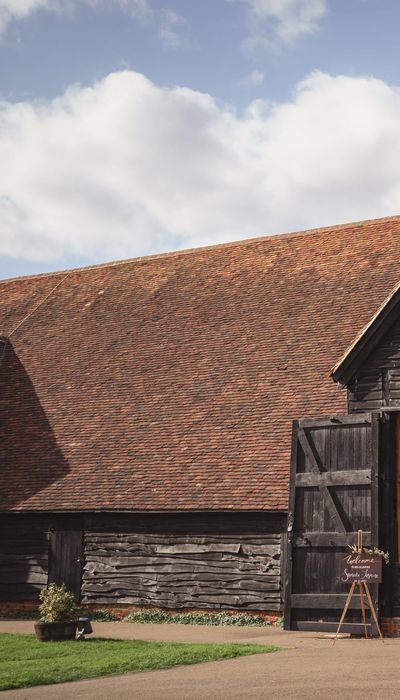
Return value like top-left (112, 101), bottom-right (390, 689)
top-left (295, 469), bottom-right (371, 487)
top-left (48, 528), bottom-right (84, 602)
top-left (82, 527), bottom-right (282, 611)
top-left (293, 532), bottom-right (372, 547)
top-left (369, 411), bottom-right (380, 634)
top-left (0, 518), bottom-right (50, 601)
top-left (297, 427), bottom-right (347, 533)
top-left (283, 420), bottom-right (298, 630)
top-left (291, 594), bottom-right (370, 610)
top-left (299, 414), bottom-right (371, 428)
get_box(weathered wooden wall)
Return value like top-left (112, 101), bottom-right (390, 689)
top-left (82, 532), bottom-right (281, 610)
top-left (82, 513), bottom-right (284, 610)
top-left (346, 316), bottom-right (400, 617)
top-left (0, 517), bottom-right (49, 601)
top-left (348, 315), bottom-right (400, 412)
top-left (0, 513), bottom-right (286, 612)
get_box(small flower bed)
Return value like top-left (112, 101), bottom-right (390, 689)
top-left (123, 609), bottom-right (275, 626)
top-left (83, 609), bottom-right (119, 622)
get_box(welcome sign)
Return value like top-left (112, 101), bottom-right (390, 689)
top-left (339, 552), bottom-right (382, 584)
top-left (333, 531), bottom-right (384, 644)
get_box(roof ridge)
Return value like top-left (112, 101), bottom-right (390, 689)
top-left (1, 213), bottom-right (400, 286)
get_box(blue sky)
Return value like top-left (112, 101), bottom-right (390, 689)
top-left (2, 0), bottom-right (400, 279)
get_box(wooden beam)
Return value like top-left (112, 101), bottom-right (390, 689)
top-left (297, 428), bottom-right (347, 533)
top-left (291, 593), bottom-right (370, 610)
top-left (292, 532), bottom-right (372, 548)
top-left (283, 420), bottom-right (298, 631)
top-left (299, 414), bottom-right (371, 429)
top-left (295, 469), bottom-right (371, 488)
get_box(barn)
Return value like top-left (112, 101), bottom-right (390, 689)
top-left (2, 214), bottom-right (400, 634)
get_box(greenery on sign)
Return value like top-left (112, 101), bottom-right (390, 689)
top-left (347, 544), bottom-right (390, 564)
top-left (364, 547), bottom-right (390, 564)
top-left (38, 584), bottom-right (80, 623)
top-left (123, 609), bottom-right (272, 626)
top-left (0, 633), bottom-right (280, 690)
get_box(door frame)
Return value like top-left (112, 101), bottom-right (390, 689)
top-left (48, 518), bottom-right (84, 601)
top-left (283, 411), bottom-right (380, 632)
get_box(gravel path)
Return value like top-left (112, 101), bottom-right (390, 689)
top-left (1, 620), bottom-right (399, 699)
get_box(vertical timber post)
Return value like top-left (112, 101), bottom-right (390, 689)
top-left (283, 420), bottom-right (298, 630)
top-left (370, 412), bottom-right (380, 635)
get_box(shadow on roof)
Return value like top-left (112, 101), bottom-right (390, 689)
top-left (0, 341), bottom-right (70, 509)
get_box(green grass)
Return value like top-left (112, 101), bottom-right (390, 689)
top-left (0, 633), bottom-right (280, 690)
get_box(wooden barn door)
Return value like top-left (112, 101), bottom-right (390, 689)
top-left (48, 524), bottom-right (83, 601)
top-left (283, 412), bottom-right (380, 633)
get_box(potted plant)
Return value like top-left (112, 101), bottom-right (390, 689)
top-left (34, 583), bottom-right (80, 641)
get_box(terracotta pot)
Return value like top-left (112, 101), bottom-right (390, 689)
top-left (34, 620), bottom-right (78, 641)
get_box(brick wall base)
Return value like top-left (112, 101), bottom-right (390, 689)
top-left (0, 601), bottom-right (39, 616)
top-left (381, 618), bottom-right (400, 637)
top-left (82, 604), bottom-right (280, 623)
top-left (0, 601), bottom-right (280, 624)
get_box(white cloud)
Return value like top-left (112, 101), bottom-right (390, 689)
top-left (1, 69), bottom-right (400, 263)
top-left (230, 0), bottom-right (327, 47)
top-left (241, 69), bottom-right (265, 87)
top-left (157, 9), bottom-right (188, 49)
top-left (0, 0), bottom-right (187, 48)
top-left (0, 0), bottom-right (50, 35)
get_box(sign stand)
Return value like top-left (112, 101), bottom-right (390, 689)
top-left (332, 530), bottom-right (384, 644)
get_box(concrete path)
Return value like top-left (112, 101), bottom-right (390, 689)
top-left (1, 621), bottom-right (400, 699)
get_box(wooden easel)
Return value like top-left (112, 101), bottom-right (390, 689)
top-left (332, 530), bottom-right (384, 644)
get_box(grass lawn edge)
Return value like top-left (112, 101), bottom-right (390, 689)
top-left (0, 633), bottom-right (283, 691)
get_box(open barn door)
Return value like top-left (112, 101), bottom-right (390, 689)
top-left (283, 412), bottom-right (380, 633)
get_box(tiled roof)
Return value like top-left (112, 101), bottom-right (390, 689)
top-left (2, 215), bottom-right (400, 512)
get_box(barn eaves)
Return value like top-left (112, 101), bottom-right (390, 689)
top-left (331, 280), bottom-right (400, 387)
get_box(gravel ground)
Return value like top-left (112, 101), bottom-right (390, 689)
top-left (0, 620), bottom-right (399, 700)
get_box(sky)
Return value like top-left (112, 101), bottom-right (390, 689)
top-left (2, 0), bottom-right (400, 279)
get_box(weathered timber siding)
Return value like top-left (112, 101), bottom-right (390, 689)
top-left (348, 314), bottom-right (400, 412)
top-left (82, 513), bottom-right (284, 611)
top-left (346, 315), bottom-right (400, 617)
top-left (0, 517), bottom-right (49, 601)
top-left (0, 513), bottom-right (285, 612)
